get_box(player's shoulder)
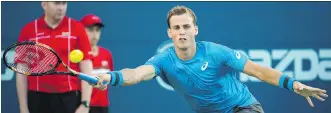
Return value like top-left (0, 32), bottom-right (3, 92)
top-left (198, 41), bottom-right (233, 57)
top-left (198, 41), bottom-right (228, 50)
top-left (148, 47), bottom-right (172, 62)
top-left (156, 46), bottom-right (173, 56)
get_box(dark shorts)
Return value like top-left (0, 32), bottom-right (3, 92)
top-left (233, 102), bottom-right (264, 113)
top-left (89, 106), bottom-right (109, 113)
top-left (28, 90), bottom-right (81, 113)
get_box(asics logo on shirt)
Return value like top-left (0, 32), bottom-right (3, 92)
top-left (235, 51), bottom-right (241, 59)
top-left (201, 61), bottom-right (208, 71)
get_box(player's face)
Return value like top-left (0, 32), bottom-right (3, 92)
top-left (167, 13), bottom-right (198, 50)
top-left (42, 2), bottom-right (67, 21)
top-left (86, 25), bottom-right (101, 46)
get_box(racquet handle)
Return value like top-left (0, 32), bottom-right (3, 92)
top-left (78, 73), bottom-right (108, 85)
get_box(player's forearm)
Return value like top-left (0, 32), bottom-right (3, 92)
top-left (245, 60), bottom-right (299, 91)
top-left (244, 60), bottom-right (282, 86)
top-left (79, 60), bottom-right (93, 101)
top-left (120, 68), bottom-right (143, 86)
top-left (107, 65), bottom-right (155, 86)
top-left (16, 73), bottom-right (29, 111)
top-left (253, 65), bottom-right (282, 86)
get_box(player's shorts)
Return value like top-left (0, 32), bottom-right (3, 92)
top-left (233, 102), bottom-right (264, 113)
top-left (89, 106), bottom-right (109, 113)
top-left (28, 90), bottom-right (81, 113)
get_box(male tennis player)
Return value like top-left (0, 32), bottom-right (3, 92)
top-left (81, 14), bottom-right (114, 113)
top-left (93, 5), bottom-right (328, 113)
top-left (16, 2), bottom-right (93, 113)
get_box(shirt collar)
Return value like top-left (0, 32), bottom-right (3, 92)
top-left (38, 14), bottom-right (69, 30)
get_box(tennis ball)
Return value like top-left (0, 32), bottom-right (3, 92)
top-left (69, 49), bottom-right (84, 63)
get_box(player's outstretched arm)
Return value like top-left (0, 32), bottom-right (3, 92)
top-left (119, 65), bottom-right (156, 86)
top-left (243, 60), bottom-right (328, 107)
top-left (93, 65), bottom-right (156, 90)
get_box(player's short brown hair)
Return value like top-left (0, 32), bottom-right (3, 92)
top-left (167, 5), bottom-right (197, 28)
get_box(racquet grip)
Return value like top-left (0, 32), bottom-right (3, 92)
top-left (78, 73), bottom-right (108, 85)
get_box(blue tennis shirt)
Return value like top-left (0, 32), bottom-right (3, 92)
top-left (146, 41), bottom-right (257, 113)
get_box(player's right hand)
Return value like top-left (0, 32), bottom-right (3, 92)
top-left (92, 74), bottom-right (111, 90)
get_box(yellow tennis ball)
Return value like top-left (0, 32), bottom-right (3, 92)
top-left (69, 49), bottom-right (84, 63)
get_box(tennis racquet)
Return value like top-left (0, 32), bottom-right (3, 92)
top-left (2, 41), bottom-right (106, 85)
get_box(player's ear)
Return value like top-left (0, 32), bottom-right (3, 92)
top-left (194, 26), bottom-right (199, 35)
top-left (167, 28), bottom-right (172, 39)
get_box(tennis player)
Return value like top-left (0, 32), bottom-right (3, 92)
top-left (93, 5), bottom-right (328, 113)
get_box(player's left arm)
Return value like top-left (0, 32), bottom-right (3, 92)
top-left (214, 41), bottom-right (328, 107)
top-left (243, 60), bottom-right (328, 107)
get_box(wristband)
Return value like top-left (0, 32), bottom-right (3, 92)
top-left (278, 74), bottom-right (297, 91)
top-left (107, 71), bottom-right (124, 86)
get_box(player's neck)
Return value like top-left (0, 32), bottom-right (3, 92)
top-left (44, 15), bottom-right (62, 29)
top-left (175, 44), bottom-right (197, 61)
top-left (91, 45), bottom-right (99, 57)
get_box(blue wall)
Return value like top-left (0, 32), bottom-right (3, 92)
top-left (2, 2), bottom-right (331, 113)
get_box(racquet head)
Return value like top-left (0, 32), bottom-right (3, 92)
top-left (2, 41), bottom-right (61, 76)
